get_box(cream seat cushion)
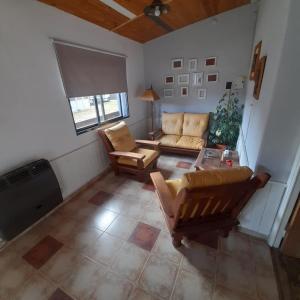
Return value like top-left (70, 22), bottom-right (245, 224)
top-left (182, 113), bottom-right (209, 137)
top-left (104, 121), bottom-right (136, 152)
top-left (162, 112), bottom-right (184, 135)
top-left (158, 135), bottom-right (181, 147)
top-left (118, 148), bottom-right (159, 168)
top-left (176, 136), bottom-right (205, 150)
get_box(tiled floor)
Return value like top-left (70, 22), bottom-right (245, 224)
top-left (0, 154), bottom-right (280, 300)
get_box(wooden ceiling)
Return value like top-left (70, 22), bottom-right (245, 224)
top-left (38, 0), bottom-right (250, 43)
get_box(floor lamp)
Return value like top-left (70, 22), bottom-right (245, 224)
top-left (139, 86), bottom-right (160, 131)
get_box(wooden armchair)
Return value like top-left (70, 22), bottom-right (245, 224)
top-left (98, 121), bottom-right (160, 182)
top-left (150, 167), bottom-right (270, 247)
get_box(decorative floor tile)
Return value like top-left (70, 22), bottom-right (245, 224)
top-left (112, 242), bottom-right (148, 281)
top-left (128, 222), bottom-right (160, 251)
top-left (48, 288), bottom-right (74, 300)
top-left (88, 190), bottom-right (113, 206)
top-left (106, 215), bottom-right (137, 240)
top-left (172, 269), bottom-right (213, 300)
top-left (84, 232), bottom-right (123, 265)
top-left (176, 161), bottom-right (192, 169)
top-left (89, 271), bottom-right (133, 300)
top-left (14, 273), bottom-right (56, 300)
top-left (22, 235), bottom-right (63, 269)
top-left (143, 183), bottom-right (155, 192)
top-left (152, 231), bottom-right (182, 265)
top-left (139, 255), bottom-right (178, 299)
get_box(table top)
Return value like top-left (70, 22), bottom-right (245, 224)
top-left (194, 148), bottom-right (240, 170)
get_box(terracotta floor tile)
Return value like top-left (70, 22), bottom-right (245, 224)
top-left (128, 222), bottom-right (160, 251)
top-left (176, 161), bottom-right (192, 169)
top-left (22, 235), bottom-right (63, 269)
top-left (143, 183), bottom-right (155, 192)
top-left (88, 190), bottom-right (113, 206)
top-left (48, 288), bottom-right (74, 300)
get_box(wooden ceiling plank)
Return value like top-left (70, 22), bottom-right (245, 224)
top-left (113, 0), bottom-right (153, 15)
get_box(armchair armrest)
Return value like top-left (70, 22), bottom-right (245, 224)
top-left (150, 172), bottom-right (175, 218)
top-left (136, 139), bottom-right (160, 150)
top-left (148, 129), bottom-right (163, 141)
top-left (202, 130), bottom-right (209, 147)
top-left (109, 151), bottom-right (145, 160)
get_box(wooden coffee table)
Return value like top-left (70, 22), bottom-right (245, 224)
top-left (194, 148), bottom-right (239, 170)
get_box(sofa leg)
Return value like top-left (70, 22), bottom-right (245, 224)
top-left (172, 234), bottom-right (182, 248)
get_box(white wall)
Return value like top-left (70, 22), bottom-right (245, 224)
top-left (0, 0), bottom-right (147, 197)
top-left (143, 4), bottom-right (257, 124)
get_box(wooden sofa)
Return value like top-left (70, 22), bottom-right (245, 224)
top-left (151, 167), bottom-right (270, 247)
top-left (149, 112), bottom-right (209, 156)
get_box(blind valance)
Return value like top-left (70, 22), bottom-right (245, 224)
top-left (54, 41), bottom-right (128, 98)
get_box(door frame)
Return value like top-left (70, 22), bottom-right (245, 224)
top-left (268, 143), bottom-right (300, 247)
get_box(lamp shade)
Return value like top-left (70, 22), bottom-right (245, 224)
top-left (140, 87), bottom-right (160, 102)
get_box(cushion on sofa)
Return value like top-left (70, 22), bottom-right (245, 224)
top-left (162, 112), bottom-right (184, 135)
top-left (118, 148), bottom-right (159, 167)
top-left (158, 135), bottom-right (181, 147)
top-left (165, 179), bottom-right (183, 198)
top-left (176, 136), bottom-right (205, 150)
top-left (182, 113), bottom-right (209, 137)
top-left (104, 121), bottom-right (136, 152)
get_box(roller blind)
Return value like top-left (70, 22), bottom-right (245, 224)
top-left (54, 41), bottom-right (128, 98)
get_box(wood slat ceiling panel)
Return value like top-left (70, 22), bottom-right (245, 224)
top-left (113, 0), bottom-right (153, 16)
top-left (38, 0), bottom-right (129, 30)
top-left (113, 15), bottom-right (167, 43)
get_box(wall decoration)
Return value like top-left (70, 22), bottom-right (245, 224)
top-left (206, 72), bottom-right (219, 83)
top-left (192, 72), bottom-right (203, 86)
top-left (178, 74), bottom-right (190, 85)
top-left (253, 56), bottom-right (267, 100)
top-left (164, 75), bottom-right (174, 85)
top-left (205, 57), bottom-right (217, 67)
top-left (171, 58), bottom-right (183, 70)
top-left (164, 88), bottom-right (174, 98)
top-left (250, 41), bottom-right (262, 80)
top-left (197, 88), bottom-right (207, 100)
top-left (180, 87), bottom-right (189, 97)
top-left (188, 59), bottom-right (198, 71)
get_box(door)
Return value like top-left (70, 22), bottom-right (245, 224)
top-left (281, 193), bottom-right (300, 258)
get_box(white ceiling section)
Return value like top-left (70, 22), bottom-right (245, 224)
top-left (100, 0), bottom-right (137, 19)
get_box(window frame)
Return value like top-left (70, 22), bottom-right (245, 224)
top-left (68, 93), bottom-right (129, 135)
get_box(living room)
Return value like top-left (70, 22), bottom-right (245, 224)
top-left (0, 0), bottom-right (299, 299)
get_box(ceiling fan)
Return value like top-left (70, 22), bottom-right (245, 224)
top-left (144, 0), bottom-right (173, 32)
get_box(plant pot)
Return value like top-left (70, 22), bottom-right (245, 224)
top-left (215, 144), bottom-right (227, 150)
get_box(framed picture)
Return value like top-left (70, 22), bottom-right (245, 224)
top-left (188, 59), bottom-right (198, 71)
top-left (192, 72), bottom-right (203, 86)
top-left (197, 88), bottom-right (207, 100)
top-left (164, 75), bottom-right (174, 85)
top-left (206, 72), bottom-right (219, 83)
top-left (253, 56), bottom-right (267, 100)
top-left (180, 87), bottom-right (189, 97)
top-left (205, 57), bottom-right (217, 67)
top-left (178, 74), bottom-right (189, 85)
top-left (171, 58), bottom-right (183, 70)
top-left (250, 41), bottom-right (262, 80)
top-left (164, 88), bottom-right (174, 98)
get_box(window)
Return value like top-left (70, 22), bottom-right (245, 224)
top-left (69, 92), bottom-right (128, 134)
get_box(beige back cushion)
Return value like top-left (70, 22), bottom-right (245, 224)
top-left (162, 112), bottom-right (184, 135)
top-left (181, 167), bottom-right (253, 190)
top-left (182, 113), bottom-right (209, 137)
top-left (104, 121), bottom-right (136, 151)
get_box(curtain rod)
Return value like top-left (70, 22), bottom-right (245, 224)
top-left (51, 38), bottom-right (127, 58)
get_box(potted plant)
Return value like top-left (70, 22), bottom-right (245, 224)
top-left (209, 90), bottom-right (244, 150)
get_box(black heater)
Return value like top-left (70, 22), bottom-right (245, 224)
top-left (0, 159), bottom-right (63, 241)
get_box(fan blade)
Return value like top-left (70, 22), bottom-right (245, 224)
top-left (147, 15), bottom-right (173, 32)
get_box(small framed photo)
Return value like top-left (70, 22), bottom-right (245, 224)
top-left (171, 58), bottom-right (183, 70)
top-left (164, 88), bottom-right (174, 98)
top-left (205, 57), bottom-right (217, 67)
top-left (250, 41), bottom-right (262, 80)
top-left (180, 87), bottom-right (189, 97)
top-left (206, 72), bottom-right (219, 83)
top-left (188, 59), bottom-right (198, 71)
top-left (253, 56), bottom-right (267, 100)
top-left (164, 75), bottom-right (175, 85)
top-left (192, 72), bottom-right (203, 86)
top-left (197, 88), bottom-right (207, 100)
top-left (178, 74), bottom-right (189, 85)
